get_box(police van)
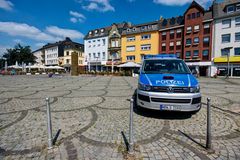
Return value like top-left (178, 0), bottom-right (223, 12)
top-left (136, 54), bottom-right (201, 113)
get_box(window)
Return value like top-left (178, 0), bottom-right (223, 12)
top-left (222, 19), bottom-right (231, 28)
top-left (176, 41), bottom-right (181, 50)
top-left (203, 37), bottom-right (210, 47)
top-left (204, 23), bottom-right (210, 34)
top-left (170, 30), bottom-right (174, 39)
top-left (141, 34), bottom-right (151, 40)
top-left (186, 38), bottom-right (191, 46)
top-left (79, 60), bottom-right (82, 64)
top-left (221, 48), bottom-right (230, 56)
top-left (88, 41), bottom-right (91, 43)
top-left (162, 43), bottom-right (166, 51)
top-left (237, 4), bottom-right (240, 11)
top-left (93, 53), bottom-right (96, 58)
top-left (176, 29), bottom-right (182, 38)
top-left (192, 13), bottom-right (196, 19)
top-left (127, 36), bottom-right (135, 41)
top-left (169, 42), bottom-right (174, 50)
top-left (197, 12), bottom-right (200, 18)
top-left (66, 59), bottom-right (70, 64)
top-left (236, 17), bottom-right (240, 27)
top-left (176, 52), bottom-right (181, 58)
top-left (93, 40), bottom-right (96, 42)
top-left (111, 40), bottom-right (116, 47)
top-left (193, 50), bottom-right (199, 57)
top-left (194, 25), bottom-right (200, 32)
top-left (187, 14), bottom-right (191, 19)
top-left (66, 51), bottom-right (69, 56)
top-left (162, 32), bottom-right (166, 40)
top-left (102, 52), bottom-right (106, 60)
top-left (234, 48), bottom-right (240, 55)
top-left (141, 26), bottom-right (147, 31)
top-left (127, 56), bottom-right (135, 61)
top-left (236, 32), bottom-right (240, 41)
top-left (222, 34), bottom-right (231, 43)
top-left (126, 46), bottom-right (135, 52)
top-left (141, 44), bottom-right (151, 50)
top-left (186, 51), bottom-right (191, 58)
top-left (102, 39), bottom-right (106, 46)
top-left (203, 50), bottom-right (209, 57)
top-left (194, 37), bottom-right (199, 44)
top-left (227, 5), bottom-right (234, 13)
top-left (186, 26), bottom-right (192, 33)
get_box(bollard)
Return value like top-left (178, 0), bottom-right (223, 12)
top-left (128, 98), bottom-right (134, 154)
top-left (206, 98), bottom-right (212, 150)
top-left (46, 97), bottom-right (53, 149)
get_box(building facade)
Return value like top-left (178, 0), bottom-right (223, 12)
top-left (158, 17), bottom-right (184, 59)
top-left (84, 22), bottom-right (130, 71)
top-left (121, 21), bottom-right (160, 63)
top-left (183, 1), bottom-right (213, 77)
top-left (32, 49), bottom-right (44, 65)
top-left (212, 0), bottom-right (240, 77)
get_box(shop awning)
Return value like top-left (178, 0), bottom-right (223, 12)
top-left (214, 56), bottom-right (240, 63)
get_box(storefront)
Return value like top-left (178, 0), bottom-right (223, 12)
top-left (186, 61), bottom-right (212, 77)
top-left (214, 56), bottom-right (240, 77)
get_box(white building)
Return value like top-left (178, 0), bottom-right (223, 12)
top-left (84, 29), bottom-right (109, 71)
top-left (45, 46), bottom-right (59, 66)
top-left (32, 49), bottom-right (44, 65)
top-left (212, 0), bottom-right (240, 77)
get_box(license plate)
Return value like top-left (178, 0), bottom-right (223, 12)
top-left (160, 105), bottom-right (181, 111)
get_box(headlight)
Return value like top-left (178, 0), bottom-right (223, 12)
top-left (190, 85), bottom-right (200, 93)
top-left (138, 83), bottom-right (152, 91)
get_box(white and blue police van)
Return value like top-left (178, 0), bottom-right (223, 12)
top-left (136, 54), bottom-right (201, 113)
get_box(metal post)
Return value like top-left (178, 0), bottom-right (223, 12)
top-left (129, 98), bottom-right (134, 154)
top-left (46, 97), bottom-right (53, 149)
top-left (206, 98), bottom-right (212, 150)
top-left (227, 53), bottom-right (230, 78)
top-left (111, 57), bottom-right (114, 73)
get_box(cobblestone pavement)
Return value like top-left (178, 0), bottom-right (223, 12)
top-left (0, 75), bottom-right (239, 160)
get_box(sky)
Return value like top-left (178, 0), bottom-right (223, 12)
top-left (0, 0), bottom-right (215, 55)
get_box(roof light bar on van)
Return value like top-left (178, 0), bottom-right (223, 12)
top-left (144, 54), bottom-right (177, 59)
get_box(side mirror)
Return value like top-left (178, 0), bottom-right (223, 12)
top-left (133, 68), bottom-right (140, 74)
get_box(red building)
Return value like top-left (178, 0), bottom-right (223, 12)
top-left (158, 1), bottom-right (213, 76)
top-left (183, 1), bottom-right (213, 76)
top-left (159, 17), bottom-right (184, 59)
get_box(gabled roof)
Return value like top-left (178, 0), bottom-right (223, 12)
top-left (159, 16), bottom-right (184, 30)
top-left (184, 0), bottom-right (205, 15)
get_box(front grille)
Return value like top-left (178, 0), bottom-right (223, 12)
top-left (151, 98), bottom-right (191, 104)
top-left (138, 94), bottom-right (150, 102)
top-left (192, 97), bottom-right (201, 104)
top-left (151, 86), bottom-right (190, 93)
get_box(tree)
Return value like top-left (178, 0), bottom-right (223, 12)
top-left (1, 44), bottom-right (36, 66)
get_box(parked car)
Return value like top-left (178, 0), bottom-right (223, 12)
top-left (135, 54), bottom-right (201, 114)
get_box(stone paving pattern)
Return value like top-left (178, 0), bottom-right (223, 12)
top-left (0, 75), bottom-right (240, 160)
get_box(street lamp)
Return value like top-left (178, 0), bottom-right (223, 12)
top-left (224, 47), bottom-right (233, 79)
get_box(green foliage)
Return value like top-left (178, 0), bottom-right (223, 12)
top-left (1, 43), bottom-right (36, 67)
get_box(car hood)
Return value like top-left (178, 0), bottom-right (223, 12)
top-left (139, 73), bottom-right (198, 87)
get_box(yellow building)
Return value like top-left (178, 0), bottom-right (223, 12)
top-left (58, 41), bottom-right (84, 71)
top-left (121, 21), bottom-right (160, 63)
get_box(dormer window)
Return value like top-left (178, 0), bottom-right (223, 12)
top-left (148, 25), bottom-right (152, 29)
top-left (227, 5), bottom-right (234, 13)
top-left (89, 31), bottom-right (92, 35)
top-left (101, 29), bottom-right (104, 33)
top-left (127, 28), bottom-right (131, 32)
top-left (132, 27), bottom-right (136, 31)
top-left (95, 30), bottom-right (98, 34)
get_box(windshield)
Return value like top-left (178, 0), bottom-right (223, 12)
top-left (142, 59), bottom-right (191, 74)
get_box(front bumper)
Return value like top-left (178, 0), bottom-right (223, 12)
top-left (137, 89), bottom-right (201, 112)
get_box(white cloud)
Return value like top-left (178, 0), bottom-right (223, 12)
top-left (0, 0), bottom-right (13, 11)
top-left (46, 26), bottom-right (84, 40)
top-left (153, 0), bottom-right (212, 7)
top-left (13, 39), bottom-right (23, 44)
top-left (70, 17), bottom-right (78, 23)
top-left (0, 22), bottom-right (84, 46)
top-left (82, 0), bottom-right (115, 12)
top-left (0, 22), bottom-right (60, 42)
top-left (69, 11), bottom-right (86, 23)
